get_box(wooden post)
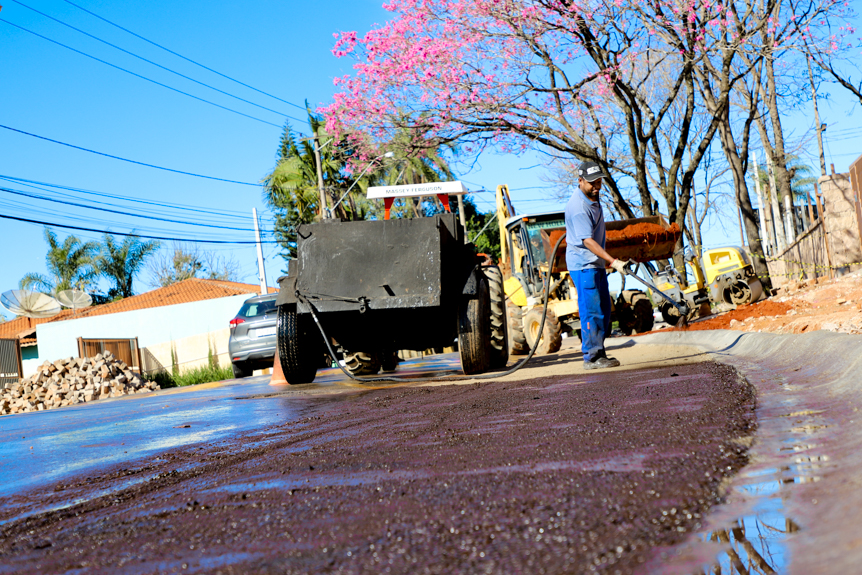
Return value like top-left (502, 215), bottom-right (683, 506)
top-left (134, 338), bottom-right (143, 374)
top-left (814, 183), bottom-right (834, 280)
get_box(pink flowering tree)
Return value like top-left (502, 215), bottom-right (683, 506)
top-left (323, 0), bottom-right (852, 255)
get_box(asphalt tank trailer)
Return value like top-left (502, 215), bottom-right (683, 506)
top-left (274, 182), bottom-right (508, 384)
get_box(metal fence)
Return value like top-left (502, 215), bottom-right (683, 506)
top-left (76, 337), bottom-right (142, 371)
top-left (0, 338), bottom-right (23, 387)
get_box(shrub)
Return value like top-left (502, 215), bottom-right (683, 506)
top-left (145, 364), bottom-right (233, 388)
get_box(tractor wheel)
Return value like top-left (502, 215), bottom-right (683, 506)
top-left (616, 301), bottom-right (636, 336)
top-left (380, 351), bottom-right (400, 373)
top-left (484, 265), bottom-right (509, 369)
top-left (344, 351), bottom-right (382, 376)
top-left (458, 275), bottom-right (492, 375)
top-left (276, 305), bottom-right (318, 384)
top-left (660, 302), bottom-right (682, 326)
top-left (523, 307), bottom-right (563, 355)
top-left (507, 302), bottom-right (529, 356)
top-left (631, 295), bottom-right (655, 333)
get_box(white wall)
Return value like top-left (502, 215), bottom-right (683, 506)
top-left (33, 295), bottom-right (250, 370)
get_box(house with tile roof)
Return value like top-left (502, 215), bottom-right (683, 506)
top-left (0, 278), bottom-right (277, 377)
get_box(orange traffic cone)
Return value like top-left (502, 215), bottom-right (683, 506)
top-left (270, 346), bottom-right (288, 386)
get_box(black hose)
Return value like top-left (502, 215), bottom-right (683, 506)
top-left (296, 233), bottom-right (569, 384)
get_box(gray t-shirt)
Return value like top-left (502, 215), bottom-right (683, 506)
top-left (565, 189), bottom-right (605, 271)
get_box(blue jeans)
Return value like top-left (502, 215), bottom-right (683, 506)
top-left (572, 268), bottom-right (612, 362)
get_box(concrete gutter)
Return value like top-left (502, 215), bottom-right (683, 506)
top-left (632, 330), bottom-right (862, 575)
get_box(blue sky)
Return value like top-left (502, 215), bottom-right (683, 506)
top-left (1, 1), bottom-right (861, 320)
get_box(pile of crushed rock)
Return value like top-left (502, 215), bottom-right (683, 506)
top-left (1, 351), bottom-right (159, 415)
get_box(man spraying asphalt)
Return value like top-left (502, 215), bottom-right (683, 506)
top-left (565, 161), bottom-right (629, 370)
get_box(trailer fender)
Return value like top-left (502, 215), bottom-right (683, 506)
top-left (276, 271), bottom-right (298, 306)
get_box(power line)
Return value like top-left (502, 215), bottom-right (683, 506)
top-left (0, 186), bottom-right (267, 232)
top-left (0, 195), bottom-right (252, 239)
top-left (0, 124), bottom-right (261, 186)
top-left (61, 0), bottom-right (309, 114)
top-left (10, 0), bottom-right (307, 124)
top-left (0, 18), bottom-right (284, 129)
top-left (0, 212), bottom-right (281, 244)
top-left (0, 174), bottom-right (270, 221)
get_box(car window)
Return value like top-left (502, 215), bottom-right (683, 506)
top-left (238, 299), bottom-right (276, 318)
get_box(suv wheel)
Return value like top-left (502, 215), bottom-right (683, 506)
top-left (232, 361), bottom-right (252, 379)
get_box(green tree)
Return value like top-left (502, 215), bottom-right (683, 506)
top-left (372, 128), bottom-right (456, 219)
top-left (463, 195), bottom-right (501, 262)
top-left (20, 228), bottom-right (99, 294)
top-left (263, 110), bottom-right (378, 261)
top-left (95, 234), bottom-right (160, 300)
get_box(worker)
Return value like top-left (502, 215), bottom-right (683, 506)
top-left (529, 232), bottom-right (547, 264)
top-left (565, 160), bottom-right (629, 370)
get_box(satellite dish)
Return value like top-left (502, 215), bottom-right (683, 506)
top-left (0, 289), bottom-right (62, 319)
top-left (56, 289), bottom-right (93, 311)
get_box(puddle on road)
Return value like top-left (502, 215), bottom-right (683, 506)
top-left (689, 425), bottom-right (832, 574)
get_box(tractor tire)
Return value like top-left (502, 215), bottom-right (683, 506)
top-left (380, 351), bottom-right (400, 373)
top-left (523, 307), bottom-right (563, 355)
top-left (631, 295), bottom-right (655, 333)
top-left (484, 265), bottom-right (509, 369)
top-left (458, 276), bottom-right (492, 375)
top-left (507, 302), bottom-right (529, 356)
top-left (616, 302), bottom-right (636, 336)
top-left (344, 351), bottom-right (382, 376)
top-left (276, 305), bottom-right (318, 384)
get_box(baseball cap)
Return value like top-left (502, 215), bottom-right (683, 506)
top-left (578, 161), bottom-right (607, 182)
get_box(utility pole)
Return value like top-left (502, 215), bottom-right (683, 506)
top-left (313, 133), bottom-right (327, 219)
top-left (457, 195), bottom-right (468, 243)
top-left (252, 208), bottom-right (267, 295)
top-left (752, 151), bottom-right (771, 255)
top-left (807, 58), bottom-right (828, 177)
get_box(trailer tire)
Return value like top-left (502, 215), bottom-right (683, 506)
top-left (458, 276), bottom-right (492, 375)
top-left (507, 303), bottom-right (529, 356)
top-left (632, 295), bottom-right (655, 333)
top-left (344, 351), bottom-right (382, 376)
top-left (277, 305), bottom-right (318, 384)
top-left (484, 265), bottom-right (509, 369)
top-left (524, 307), bottom-right (563, 354)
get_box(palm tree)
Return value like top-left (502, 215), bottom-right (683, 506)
top-left (95, 234), bottom-right (160, 299)
top-left (20, 228), bottom-right (99, 294)
top-left (377, 128), bottom-right (456, 219)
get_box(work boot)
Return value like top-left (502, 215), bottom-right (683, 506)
top-left (583, 356), bottom-right (621, 370)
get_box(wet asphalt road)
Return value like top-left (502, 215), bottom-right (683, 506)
top-left (0, 356), bottom-right (756, 574)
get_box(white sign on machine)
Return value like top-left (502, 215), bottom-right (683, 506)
top-left (366, 181), bottom-right (469, 220)
top-left (366, 180), bottom-right (468, 199)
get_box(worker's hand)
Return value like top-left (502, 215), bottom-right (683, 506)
top-left (610, 259), bottom-right (629, 275)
